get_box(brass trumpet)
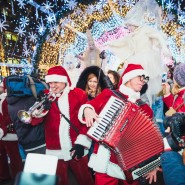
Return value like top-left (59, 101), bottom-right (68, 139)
top-left (18, 92), bottom-right (56, 124)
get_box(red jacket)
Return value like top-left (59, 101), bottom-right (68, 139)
top-left (79, 88), bottom-right (154, 180)
top-left (0, 93), bottom-right (17, 140)
top-left (163, 88), bottom-right (185, 113)
top-left (32, 87), bottom-right (91, 161)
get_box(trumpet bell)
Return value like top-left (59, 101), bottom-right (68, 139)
top-left (18, 110), bottom-right (32, 124)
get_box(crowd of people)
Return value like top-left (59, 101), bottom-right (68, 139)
top-left (1, 0), bottom-right (185, 185)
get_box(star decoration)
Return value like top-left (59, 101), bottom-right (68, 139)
top-left (20, 16), bottom-right (29, 28)
top-left (0, 19), bottom-right (9, 32)
top-left (28, 32), bottom-right (37, 43)
top-left (66, 0), bottom-right (78, 10)
top-left (15, 26), bottom-right (26, 37)
top-left (10, 68), bottom-right (17, 75)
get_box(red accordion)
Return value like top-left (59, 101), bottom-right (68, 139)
top-left (87, 96), bottom-right (164, 178)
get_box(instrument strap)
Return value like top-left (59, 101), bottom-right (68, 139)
top-left (54, 100), bottom-right (79, 134)
top-left (27, 75), bottom-right (37, 99)
top-left (111, 90), bottom-right (127, 101)
top-left (111, 90), bottom-right (146, 107)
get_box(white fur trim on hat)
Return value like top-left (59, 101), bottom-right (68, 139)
top-left (122, 69), bottom-right (148, 84)
top-left (78, 104), bottom-right (95, 124)
top-left (45, 75), bottom-right (68, 83)
top-left (75, 134), bottom-right (92, 149)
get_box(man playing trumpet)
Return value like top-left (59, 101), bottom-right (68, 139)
top-left (28, 66), bottom-right (94, 185)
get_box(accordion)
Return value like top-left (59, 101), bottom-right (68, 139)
top-left (87, 96), bottom-right (164, 179)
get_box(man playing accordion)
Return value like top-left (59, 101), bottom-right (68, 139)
top-left (78, 63), bottom-right (161, 185)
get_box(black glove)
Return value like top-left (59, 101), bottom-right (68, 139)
top-left (37, 90), bottom-right (46, 101)
top-left (43, 98), bottom-right (52, 110)
top-left (70, 144), bottom-right (84, 160)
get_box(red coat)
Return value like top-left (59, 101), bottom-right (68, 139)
top-left (32, 87), bottom-right (91, 161)
top-left (0, 93), bottom-right (17, 140)
top-left (79, 88), bottom-right (153, 180)
top-left (163, 88), bottom-right (185, 112)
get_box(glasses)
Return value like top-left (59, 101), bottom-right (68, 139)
top-left (138, 75), bottom-right (149, 84)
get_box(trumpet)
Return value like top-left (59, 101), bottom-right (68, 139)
top-left (18, 92), bottom-right (56, 124)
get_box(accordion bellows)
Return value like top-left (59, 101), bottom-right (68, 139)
top-left (87, 96), bottom-right (164, 171)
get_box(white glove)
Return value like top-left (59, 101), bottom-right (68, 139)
top-left (0, 128), bottom-right (4, 139)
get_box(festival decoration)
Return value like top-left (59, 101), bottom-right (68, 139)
top-left (0, 0), bottom-right (184, 77)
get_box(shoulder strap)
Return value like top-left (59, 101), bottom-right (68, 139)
top-left (135, 99), bottom-right (146, 106)
top-left (61, 113), bottom-right (79, 134)
top-left (27, 75), bottom-right (37, 99)
top-left (111, 90), bottom-right (127, 101)
top-left (112, 90), bottom-right (146, 106)
top-left (40, 81), bottom-right (49, 90)
top-left (54, 100), bottom-right (79, 134)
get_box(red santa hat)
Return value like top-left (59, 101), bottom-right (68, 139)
top-left (45, 66), bottom-right (72, 86)
top-left (118, 63), bottom-right (148, 86)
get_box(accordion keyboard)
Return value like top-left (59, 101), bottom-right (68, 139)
top-left (132, 157), bottom-right (161, 180)
top-left (87, 96), bottom-right (125, 142)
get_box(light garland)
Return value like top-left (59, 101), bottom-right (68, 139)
top-left (1, 0), bottom-right (185, 77)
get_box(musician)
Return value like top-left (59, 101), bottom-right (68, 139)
top-left (31, 66), bottom-right (94, 185)
top-left (78, 64), bottom-right (159, 185)
top-left (0, 80), bottom-right (23, 183)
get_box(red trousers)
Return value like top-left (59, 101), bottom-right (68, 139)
top-left (56, 156), bottom-right (94, 185)
top-left (95, 172), bottom-right (140, 185)
top-left (0, 140), bottom-right (23, 180)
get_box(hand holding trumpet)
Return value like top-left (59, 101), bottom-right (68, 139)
top-left (17, 92), bottom-right (56, 124)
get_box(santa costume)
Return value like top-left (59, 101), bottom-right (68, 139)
top-left (0, 81), bottom-right (23, 182)
top-left (78, 64), bottom-right (153, 185)
top-left (32, 66), bottom-right (94, 185)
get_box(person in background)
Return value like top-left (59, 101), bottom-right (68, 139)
top-left (6, 80), bottom-right (46, 155)
top-left (76, 65), bottom-right (109, 100)
top-left (76, 65), bottom-right (111, 178)
top-left (162, 62), bottom-right (185, 185)
top-left (106, 0), bottom-right (171, 105)
top-left (107, 70), bottom-right (120, 90)
top-left (0, 80), bottom-right (23, 184)
top-left (31, 66), bottom-right (94, 185)
top-left (78, 64), bottom-right (159, 185)
top-left (162, 63), bottom-right (185, 116)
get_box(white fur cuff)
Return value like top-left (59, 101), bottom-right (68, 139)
top-left (78, 104), bottom-right (95, 124)
top-left (0, 128), bottom-right (4, 139)
top-left (2, 133), bottom-right (18, 141)
top-left (75, 134), bottom-right (92, 149)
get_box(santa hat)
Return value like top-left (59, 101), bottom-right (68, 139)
top-left (118, 64), bottom-right (148, 86)
top-left (45, 66), bottom-right (72, 86)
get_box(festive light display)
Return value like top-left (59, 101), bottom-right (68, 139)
top-left (0, 0), bottom-right (185, 78)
